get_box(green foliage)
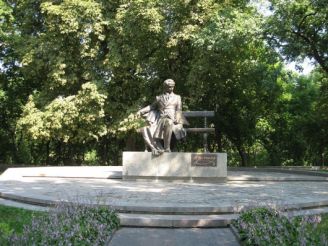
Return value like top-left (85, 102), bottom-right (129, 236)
top-left (0, 205), bottom-right (44, 239)
top-left (110, 113), bottom-right (146, 137)
top-left (263, 0), bottom-right (328, 166)
top-left (187, 4), bottom-right (282, 165)
top-left (256, 69), bottom-right (327, 166)
top-left (0, 203), bottom-right (119, 246)
top-left (84, 149), bottom-right (99, 165)
top-left (17, 82), bottom-right (107, 143)
top-left (317, 214), bottom-right (328, 237)
top-left (266, 0), bottom-right (328, 74)
top-left (234, 207), bottom-right (328, 246)
top-left (0, 0), bottom-right (327, 166)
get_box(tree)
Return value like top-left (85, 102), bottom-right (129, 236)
top-left (3, 0), bottom-right (324, 167)
top-left (302, 70), bottom-right (328, 166)
top-left (265, 0), bottom-right (328, 166)
top-left (0, 0), bottom-right (34, 163)
top-left (187, 5), bottom-right (281, 165)
top-left (257, 70), bottom-right (321, 165)
top-left (266, 0), bottom-right (328, 74)
top-left (1, 0), bottom-right (111, 164)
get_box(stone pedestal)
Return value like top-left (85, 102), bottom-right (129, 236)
top-left (122, 152), bottom-right (227, 182)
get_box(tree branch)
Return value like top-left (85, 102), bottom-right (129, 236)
top-left (297, 12), bottom-right (317, 30)
top-left (291, 30), bottom-right (328, 74)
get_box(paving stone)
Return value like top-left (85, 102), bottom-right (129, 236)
top-left (1, 168), bottom-right (328, 229)
top-left (1, 167), bottom-right (328, 245)
top-left (118, 213), bottom-right (238, 227)
top-left (0, 174), bottom-right (328, 213)
top-left (109, 228), bottom-right (239, 246)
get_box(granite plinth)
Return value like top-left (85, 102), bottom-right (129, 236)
top-left (122, 152), bottom-right (227, 181)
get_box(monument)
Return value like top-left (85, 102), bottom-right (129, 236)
top-left (136, 79), bottom-right (188, 155)
top-left (123, 79), bottom-right (227, 181)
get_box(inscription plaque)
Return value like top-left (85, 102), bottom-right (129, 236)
top-left (191, 153), bottom-right (217, 167)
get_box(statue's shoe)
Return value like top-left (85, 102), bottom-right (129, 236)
top-left (152, 149), bottom-right (164, 156)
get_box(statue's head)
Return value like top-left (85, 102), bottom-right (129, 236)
top-left (163, 79), bottom-right (175, 93)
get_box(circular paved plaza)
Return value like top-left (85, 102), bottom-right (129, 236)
top-left (1, 168), bottom-right (328, 213)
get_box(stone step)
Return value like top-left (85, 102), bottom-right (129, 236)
top-left (2, 166), bottom-right (328, 181)
top-left (285, 206), bottom-right (328, 217)
top-left (118, 213), bottom-right (238, 228)
top-left (1, 196), bottom-right (328, 229)
top-left (0, 166), bottom-right (122, 180)
top-left (117, 206), bottom-right (328, 228)
top-left (2, 191), bottom-right (328, 217)
top-left (0, 198), bottom-right (49, 211)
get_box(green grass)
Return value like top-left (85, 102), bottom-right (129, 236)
top-left (0, 203), bottom-right (119, 245)
top-left (0, 205), bottom-right (45, 237)
top-left (316, 213), bottom-right (328, 236)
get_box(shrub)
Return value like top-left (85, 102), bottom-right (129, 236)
top-left (2, 202), bottom-right (119, 246)
top-left (84, 149), bottom-right (99, 165)
top-left (233, 207), bottom-right (328, 246)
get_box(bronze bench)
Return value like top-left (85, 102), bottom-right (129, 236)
top-left (183, 111), bottom-right (215, 152)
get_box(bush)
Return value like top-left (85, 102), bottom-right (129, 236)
top-left (233, 207), bottom-right (328, 246)
top-left (2, 202), bottom-right (119, 246)
top-left (84, 149), bottom-right (99, 165)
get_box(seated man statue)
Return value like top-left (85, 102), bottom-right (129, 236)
top-left (137, 79), bottom-right (188, 155)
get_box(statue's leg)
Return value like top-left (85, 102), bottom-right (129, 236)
top-left (141, 127), bottom-right (157, 151)
top-left (154, 139), bottom-right (164, 150)
top-left (170, 134), bottom-right (177, 151)
top-left (140, 127), bottom-right (164, 156)
top-left (163, 119), bottom-right (174, 152)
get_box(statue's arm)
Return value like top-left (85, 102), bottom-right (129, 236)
top-left (137, 99), bottom-right (158, 116)
top-left (138, 105), bottom-right (151, 116)
top-left (175, 95), bottom-right (189, 125)
top-left (176, 95), bottom-right (182, 111)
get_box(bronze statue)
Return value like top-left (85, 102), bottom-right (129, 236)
top-left (137, 79), bottom-right (188, 155)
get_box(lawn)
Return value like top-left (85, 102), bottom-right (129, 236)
top-left (0, 203), bottom-right (119, 245)
top-left (317, 213), bottom-right (328, 236)
top-left (0, 204), bottom-right (44, 237)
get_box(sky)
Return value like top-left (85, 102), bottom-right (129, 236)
top-left (285, 58), bottom-right (315, 75)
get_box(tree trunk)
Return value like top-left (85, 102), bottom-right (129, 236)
top-left (237, 146), bottom-right (248, 167)
top-left (56, 141), bottom-right (62, 165)
top-left (11, 133), bottom-right (18, 164)
top-left (45, 141), bottom-right (50, 165)
top-left (99, 137), bottom-right (109, 165)
top-left (215, 127), bottom-right (223, 152)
